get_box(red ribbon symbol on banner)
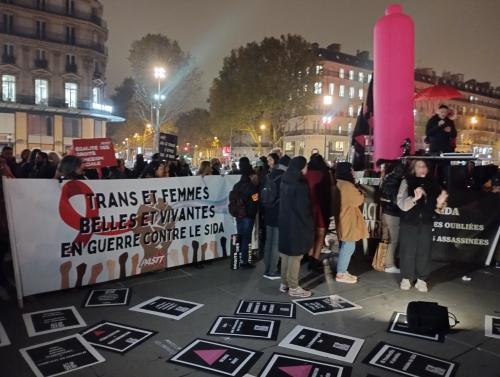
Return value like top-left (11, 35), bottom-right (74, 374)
top-left (59, 180), bottom-right (130, 245)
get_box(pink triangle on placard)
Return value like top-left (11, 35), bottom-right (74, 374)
top-left (194, 349), bottom-right (227, 366)
top-left (94, 330), bottom-right (106, 337)
top-left (278, 364), bottom-right (313, 377)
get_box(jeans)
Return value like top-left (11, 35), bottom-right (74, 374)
top-left (399, 222), bottom-right (432, 281)
top-left (263, 226), bottom-right (280, 275)
top-left (236, 217), bottom-right (255, 265)
top-left (280, 253), bottom-right (302, 289)
top-left (382, 214), bottom-right (400, 268)
top-left (337, 241), bottom-right (356, 274)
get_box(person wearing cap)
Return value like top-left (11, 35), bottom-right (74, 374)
top-left (278, 156), bottom-right (314, 297)
top-left (334, 162), bottom-right (368, 284)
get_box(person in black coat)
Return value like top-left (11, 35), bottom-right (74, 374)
top-left (397, 159), bottom-right (448, 292)
top-left (278, 156), bottom-right (313, 298)
top-left (425, 105), bottom-right (457, 154)
top-left (232, 157), bottom-right (259, 269)
top-left (261, 153), bottom-right (284, 279)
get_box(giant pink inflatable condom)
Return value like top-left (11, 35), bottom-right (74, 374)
top-left (373, 4), bottom-right (415, 162)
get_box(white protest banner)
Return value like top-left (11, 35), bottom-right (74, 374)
top-left (3, 176), bottom-right (238, 302)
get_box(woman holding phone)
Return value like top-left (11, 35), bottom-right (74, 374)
top-left (397, 159), bottom-right (448, 292)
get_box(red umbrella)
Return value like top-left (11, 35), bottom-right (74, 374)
top-left (414, 84), bottom-right (464, 100)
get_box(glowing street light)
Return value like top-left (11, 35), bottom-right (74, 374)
top-left (154, 67), bottom-right (166, 80)
top-left (260, 124), bottom-right (266, 131)
top-left (323, 95), bottom-right (333, 105)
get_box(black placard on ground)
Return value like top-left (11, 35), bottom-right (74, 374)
top-left (169, 338), bottom-right (261, 377)
top-left (363, 342), bottom-right (458, 377)
top-left (388, 312), bottom-right (442, 342)
top-left (83, 288), bottom-right (131, 308)
top-left (293, 295), bottom-right (362, 315)
top-left (19, 334), bottom-right (105, 377)
top-left (129, 296), bottom-right (203, 320)
top-left (0, 321), bottom-right (10, 347)
top-left (208, 316), bottom-right (280, 340)
top-left (235, 300), bottom-right (295, 319)
top-left (23, 306), bottom-right (86, 337)
top-left (159, 133), bottom-right (178, 161)
top-left (80, 321), bottom-right (156, 354)
top-left (279, 325), bottom-right (364, 364)
top-left (485, 315), bottom-right (500, 339)
top-left (258, 353), bottom-right (352, 377)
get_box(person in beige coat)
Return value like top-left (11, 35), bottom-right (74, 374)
top-left (334, 162), bottom-right (368, 284)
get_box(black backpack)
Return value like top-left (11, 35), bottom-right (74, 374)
top-left (228, 184), bottom-right (247, 218)
top-left (261, 174), bottom-right (281, 208)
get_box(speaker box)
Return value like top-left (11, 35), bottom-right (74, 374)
top-left (407, 301), bottom-right (450, 335)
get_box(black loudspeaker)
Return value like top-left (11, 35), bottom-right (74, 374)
top-left (406, 301), bottom-right (451, 335)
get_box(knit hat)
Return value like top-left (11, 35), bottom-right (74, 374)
top-left (279, 155), bottom-right (291, 167)
top-left (289, 156), bottom-right (307, 171)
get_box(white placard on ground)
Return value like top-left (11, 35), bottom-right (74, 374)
top-left (293, 295), bottom-right (362, 315)
top-left (279, 325), bottom-right (364, 364)
top-left (129, 296), bottom-right (203, 320)
top-left (19, 334), bottom-right (105, 377)
top-left (23, 306), bottom-right (86, 337)
top-left (485, 315), bottom-right (500, 339)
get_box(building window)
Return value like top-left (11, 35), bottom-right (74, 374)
top-left (0, 112), bottom-right (15, 134)
top-left (368, 73), bottom-right (372, 83)
top-left (66, 0), bottom-right (75, 15)
top-left (36, 49), bottom-right (46, 61)
top-left (349, 70), bottom-right (354, 80)
top-left (315, 65), bottom-right (323, 75)
top-left (314, 82), bottom-right (322, 95)
top-left (37, 0), bottom-right (46, 10)
top-left (328, 83), bottom-right (334, 96)
top-left (339, 68), bottom-right (345, 79)
top-left (3, 14), bottom-right (13, 33)
top-left (35, 79), bottom-right (49, 105)
top-left (312, 119), bottom-right (320, 132)
top-left (348, 105), bottom-right (354, 117)
top-left (358, 88), bottom-right (364, 100)
top-left (64, 82), bottom-right (78, 108)
top-left (349, 87), bottom-right (355, 98)
top-left (92, 87), bottom-right (101, 104)
top-left (94, 120), bottom-right (105, 138)
top-left (335, 141), bottom-right (344, 151)
top-left (36, 20), bottom-right (46, 39)
top-left (2, 44), bottom-right (15, 64)
top-left (339, 85), bottom-right (345, 97)
top-left (65, 54), bottom-right (77, 73)
top-left (2, 75), bottom-right (16, 102)
top-left (63, 117), bottom-right (81, 138)
top-left (28, 114), bottom-right (53, 136)
top-left (66, 26), bottom-right (76, 44)
top-left (358, 72), bottom-right (364, 82)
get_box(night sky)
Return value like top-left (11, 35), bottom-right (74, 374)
top-left (101, 0), bottom-right (500, 108)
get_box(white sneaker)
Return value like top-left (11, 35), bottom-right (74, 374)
top-left (336, 273), bottom-right (357, 284)
top-left (400, 279), bottom-right (411, 290)
top-left (385, 266), bottom-right (401, 274)
top-left (288, 286), bottom-right (312, 298)
top-left (279, 284), bottom-right (288, 293)
top-left (415, 279), bottom-right (428, 292)
top-left (321, 247), bottom-right (332, 254)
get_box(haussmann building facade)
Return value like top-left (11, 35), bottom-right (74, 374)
top-left (0, 0), bottom-right (123, 155)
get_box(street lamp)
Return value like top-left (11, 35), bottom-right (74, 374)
top-left (322, 116), bottom-right (332, 158)
top-left (153, 66), bottom-right (167, 154)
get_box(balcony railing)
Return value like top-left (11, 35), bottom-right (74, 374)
top-left (283, 128), bottom-right (351, 137)
top-left (1, 54), bottom-right (16, 64)
top-left (65, 63), bottom-right (78, 74)
top-left (0, 0), bottom-right (107, 29)
top-left (1, 94), bottom-right (114, 113)
top-left (34, 59), bottom-right (48, 69)
top-left (0, 26), bottom-right (107, 54)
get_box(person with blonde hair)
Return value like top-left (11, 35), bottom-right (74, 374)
top-left (197, 161), bottom-right (212, 177)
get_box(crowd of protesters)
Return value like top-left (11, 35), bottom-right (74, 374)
top-left (0, 142), bottom-right (499, 301)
